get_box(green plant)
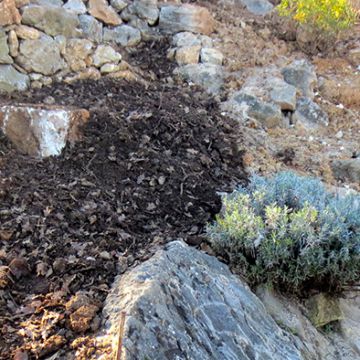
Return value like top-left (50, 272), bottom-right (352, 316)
top-left (207, 172), bottom-right (360, 294)
top-left (277, 0), bottom-right (357, 34)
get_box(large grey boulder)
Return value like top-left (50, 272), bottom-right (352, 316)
top-left (282, 59), bottom-right (317, 99)
top-left (237, 0), bottom-right (274, 15)
top-left (159, 4), bottom-right (215, 35)
top-left (103, 25), bottom-right (141, 47)
top-left (222, 91), bottom-right (285, 128)
top-left (21, 5), bottom-right (81, 38)
top-left (0, 65), bottom-right (30, 93)
top-left (238, 68), bottom-right (298, 111)
top-left (79, 15), bottom-right (103, 43)
top-left (0, 29), bottom-right (13, 64)
top-left (101, 241), bottom-right (302, 360)
top-left (174, 63), bottom-right (224, 94)
top-left (292, 97), bottom-right (329, 129)
top-left (16, 35), bottom-right (66, 75)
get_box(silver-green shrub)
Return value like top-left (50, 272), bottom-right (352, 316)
top-left (207, 172), bottom-right (360, 294)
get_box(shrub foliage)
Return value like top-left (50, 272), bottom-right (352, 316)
top-left (207, 172), bottom-right (360, 294)
top-left (277, 0), bottom-right (357, 35)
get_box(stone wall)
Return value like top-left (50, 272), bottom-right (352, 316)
top-left (0, 0), bottom-right (214, 92)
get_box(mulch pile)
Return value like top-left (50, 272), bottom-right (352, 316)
top-left (0, 40), bottom-right (247, 359)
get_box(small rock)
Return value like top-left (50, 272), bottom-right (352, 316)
top-left (31, 80), bottom-right (43, 89)
top-left (8, 30), bottom-right (19, 58)
top-left (15, 25), bottom-right (41, 40)
top-left (63, 0), bottom-right (87, 14)
top-left (92, 45), bottom-right (121, 67)
top-left (43, 95), bottom-right (55, 105)
top-left (0, 64), bottom-right (29, 93)
top-left (32, 0), bottom-right (63, 5)
top-left (0, 0), bottom-right (22, 26)
top-left (292, 97), bottom-right (329, 129)
top-left (88, 0), bottom-right (122, 26)
top-left (175, 45), bottom-right (201, 65)
top-left (64, 39), bottom-right (94, 72)
top-left (103, 25), bottom-right (141, 47)
top-left (64, 67), bottom-right (101, 83)
top-left (172, 32), bottom-right (202, 47)
top-left (159, 4), bottom-right (215, 35)
top-left (100, 63), bottom-right (121, 74)
top-left (200, 48), bottom-right (223, 65)
top-left (133, 0), bottom-right (159, 26)
top-left (0, 29), bottom-right (13, 64)
top-left (111, 0), bottom-right (127, 11)
top-left (99, 251), bottom-right (112, 260)
top-left (282, 59), bottom-right (317, 99)
top-left (79, 15), bottom-right (103, 43)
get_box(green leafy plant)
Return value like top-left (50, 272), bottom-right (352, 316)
top-left (207, 172), bottom-right (360, 294)
top-left (277, 0), bottom-right (357, 34)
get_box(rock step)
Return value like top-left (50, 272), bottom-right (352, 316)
top-left (0, 104), bottom-right (89, 157)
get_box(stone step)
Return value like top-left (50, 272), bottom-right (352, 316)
top-left (0, 104), bottom-right (89, 157)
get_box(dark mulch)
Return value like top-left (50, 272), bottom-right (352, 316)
top-left (0, 40), bottom-right (247, 359)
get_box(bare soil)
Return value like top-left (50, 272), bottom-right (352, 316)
top-left (0, 41), bottom-right (247, 359)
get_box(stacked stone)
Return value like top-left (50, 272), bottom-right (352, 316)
top-left (0, 0), bottom-right (215, 92)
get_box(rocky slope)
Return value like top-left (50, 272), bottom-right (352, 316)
top-left (0, 0), bottom-right (359, 359)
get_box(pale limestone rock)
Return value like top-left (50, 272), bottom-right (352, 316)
top-left (175, 45), bottom-right (200, 65)
top-left (15, 25), bottom-right (41, 40)
top-left (200, 48), bottom-right (223, 65)
top-left (21, 5), bottom-right (81, 38)
top-left (88, 0), bottom-right (122, 26)
top-left (0, 104), bottom-right (89, 157)
top-left (0, 64), bottom-right (29, 92)
top-left (92, 45), bottom-right (121, 67)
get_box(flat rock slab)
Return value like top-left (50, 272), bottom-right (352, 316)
top-left (0, 104), bottom-right (89, 157)
top-left (159, 4), bottom-right (215, 35)
top-left (101, 241), bottom-right (302, 360)
top-left (21, 4), bottom-right (81, 38)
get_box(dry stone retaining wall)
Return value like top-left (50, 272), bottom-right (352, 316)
top-left (0, 0), bottom-right (215, 93)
